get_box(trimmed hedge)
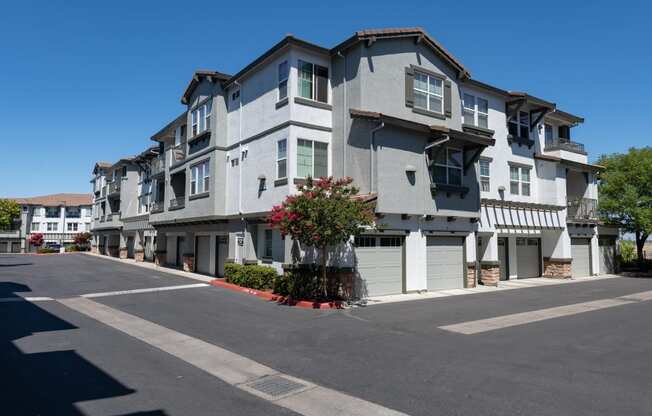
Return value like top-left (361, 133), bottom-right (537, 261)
top-left (37, 247), bottom-right (58, 254)
top-left (224, 263), bottom-right (278, 291)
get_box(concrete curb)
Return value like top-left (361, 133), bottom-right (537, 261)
top-left (210, 279), bottom-right (346, 309)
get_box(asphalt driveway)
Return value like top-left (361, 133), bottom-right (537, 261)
top-left (2, 253), bottom-right (652, 416)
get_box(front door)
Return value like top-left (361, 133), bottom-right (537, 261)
top-left (498, 237), bottom-right (509, 280)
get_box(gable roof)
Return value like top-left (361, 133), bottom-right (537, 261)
top-left (151, 112), bottom-right (187, 142)
top-left (332, 27), bottom-right (471, 79)
top-left (180, 70), bottom-right (231, 105)
top-left (9, 193), bottom-right (93, 207)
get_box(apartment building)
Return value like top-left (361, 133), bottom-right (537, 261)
top-left (0, 193), bottom-right (93, 253)
top-left (92, 27), bottom-right (617, 297)
top-left (90, 147), bottom-right (158, 260)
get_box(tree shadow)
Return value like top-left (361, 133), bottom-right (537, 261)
top-left (0, 282), bottom-right (168, 416)
top-left (0, 262), bottom-right (34, 267)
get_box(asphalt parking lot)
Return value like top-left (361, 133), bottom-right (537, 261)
top-left (2, 253), bottom-right (652, 416)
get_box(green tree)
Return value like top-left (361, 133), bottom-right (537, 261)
top-left (597, 147), bottom-right (652, 262)
top-left (268, 177), bottom-right (375, 294)
top-left (0, 199), bottom-right (20, 230)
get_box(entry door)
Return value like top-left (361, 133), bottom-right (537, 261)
top-left (571, 238), bottom-right (592, 277)
top-left (498, 237), bottom-right (509, 280)
top-left (516, 238), bottom-right (541, 278)
top-left (176, 236), bottom-right (185, 267)
top-left (195, 236), bottom-right (211, 275)
top-left (127, 236), bottom-right (135, 258)
top-left (598, 238), bottom-right (616, 275)
top-left (426, 236), bottom-right (465, 290)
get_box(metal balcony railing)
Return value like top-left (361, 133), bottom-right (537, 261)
top-left (151, 201), bottom-right (164, 213)
top-left (108, 181), bottom-right (121, 196)
top-left (567, 197), bottom-right (598, 220)
top-left (169, 196), bottom-right (185, 210)
top-left (545, 137), bottom-right (586, 154)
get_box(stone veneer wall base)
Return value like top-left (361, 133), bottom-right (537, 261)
top-left (543, 258), bottom-right (572, 279)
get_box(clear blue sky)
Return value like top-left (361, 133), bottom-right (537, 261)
top-left (1, 0), bottom-right (650, 197)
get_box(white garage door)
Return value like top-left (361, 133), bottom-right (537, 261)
top-left (426, 237), bottom-right (464, 290)
top-left (572, 238), bottom-right (592, 277)
top-left (517, 238), bottom-right (540, 278)
top-left (354, 235), bottom-right (403, 297)
top-left (195, 236), bottom-right (211, 275)
top-left (598, 238), bottom-right (616, 275)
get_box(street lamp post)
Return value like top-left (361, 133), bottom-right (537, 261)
top-left (60, 201), bottom-right (66, 253)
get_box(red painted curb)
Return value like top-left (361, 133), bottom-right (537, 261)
top-left (210, 279), bottom-right (345, 309)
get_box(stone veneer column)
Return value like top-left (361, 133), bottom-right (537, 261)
top-left (466, 262), bottom-right (477, 288)
top-left (119, 247), bottom-right (128, 259)
top-left (479, 261), bottom-right (500, 286)
top-left (154, 251), bottom-right (166, 266)
top-left (543, 258), bottom-right (572, 279)
top-left (182, 254), bottom-right (195, 272)
top-left (134, 250), bottom-right (145, 262)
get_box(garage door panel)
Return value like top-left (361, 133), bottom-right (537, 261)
top-left (196, 236), bottom-right (211, 275)
top-left (599, 239), bottom-right (616, 274)
top-left (517, 238), bottom-right (540, 278)
top-left (355, 236), bottom-right (403, 297)
top-left (427, 237), bottom-right (464, 290)
top-left (571, 238), bottom-right (591, 277)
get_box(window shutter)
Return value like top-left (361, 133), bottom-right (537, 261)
top-left (405, 67), bottom-right (414, 107)
top-left (444, 80), bottom-right (452, 117)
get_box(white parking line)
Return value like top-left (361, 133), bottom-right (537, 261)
top-left (440, 290), bottom-right (652, 335)
top-left (80, 283), bottom-right (209, 299)
top-left (59, 297), bottom-right (408, 416)
top-left (0, 296), bottom-right (54, 303)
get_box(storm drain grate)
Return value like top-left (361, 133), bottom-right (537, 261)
top-left (247, 375), bottom-right (306, 397)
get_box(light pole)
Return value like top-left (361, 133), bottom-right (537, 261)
top-left (60, 200), bottom-right (66, 253)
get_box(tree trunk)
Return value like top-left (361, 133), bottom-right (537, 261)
top-left (636, 230), bottom-right (648, 265)
top-left (320, 245), bottom-right (328, 298)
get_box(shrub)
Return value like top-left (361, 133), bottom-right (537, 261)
top-left (274, 266), bottom-right (322, 300)
top-left (224, 263), bottom-right (278, 290)
top-left (65, 245), bottom-right (81, 252)
top-left (620, 240), bottom-right (637, 263)
top-left (37, 247), bottom-right (58, 254)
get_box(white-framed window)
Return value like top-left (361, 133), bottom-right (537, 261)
top-left (508, 111), bottom-right (530, 139)
top-left (296, 139), bottom-right (328, 178)
top-left (544, 123), bottom-right (553, 146)
top-left (191, 101), bottom-right (211, 137)
top-left (191, 110), bottom-right (198, 136)
top-left (45, 207), bottom-right (59, 218)
top-left (510, 165), bottom-right (531, 196)
top-left (67, 223), bottom-right (78, 232)
top-left (31, 222), bottom-right (39, 231)
top-left (138, 194), bottom-right (149, 214)
top-left (47, 222), bottom-right (58, 231)
top-left (298, 60), bottom-right (328, 103)
top-left (414, 71), bottom-right (443, 114)
top-left (190, 160), bottom-right (210, 195)
top-left (463, 94), bottom-right (489, 128)
top-left (174, 125), bottom-right (182, 147)
top-left (263, 229), bottom-right (273, 258)
top-left (431, 147), bottom-right (463, 186)
top-left (278, 61), bottom-right (289, 101)
top-left (204, 100), bottom-right (212, 130)
top-left (479, 159), bottom-right (490, 192)
top-left (276, 139), bottom-right (287, 179)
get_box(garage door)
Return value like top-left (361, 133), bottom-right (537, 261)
top-left (195, 236), bottom-right (211, 275)
top-left (354, 235), bottom-right (403, 297)
top-left (0, 242), bottom-right (7, 253)
top-left (11, 242), bottom-right (21, 253)
top-left (127, 236), bottom-right (135, 259)
top-left (598, 238), bottom-right (616, 275)
top-left (571, 238), bottom-right (592, 277)
top-left (517, 238), bottom-right (540, 278)
top-left (426, 236), bottom-right (464, 290)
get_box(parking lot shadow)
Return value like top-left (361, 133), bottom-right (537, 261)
top-left (0, 281), bottom-right (168, 415)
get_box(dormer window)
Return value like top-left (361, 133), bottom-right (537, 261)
top-left (298, 60), bottom-right (328, 103)
top-left (463, 93), bottom-right (489, 128)
top-left (191, 100), bottom-right (212, 137)
top-left (508, 111), bottom-right (530, 139)
top-left (414, 72), bottom-right (443, 114)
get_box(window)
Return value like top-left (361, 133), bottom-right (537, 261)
top-left (67, 223), bottom-right (78, 232)
top-left (354, 236), bottom-right (376, 247)
top-left (47, 222), bottom-right (58, 231)
top-left (66, 207), bottom-right (81, 218)
top-left (45, 207), bottom-right (59, 218)
top-left (380, 237), bottom-right (402, 247)
top-left (431, 147), bottom-right (463, 186)
top-left (463, 93), bottom-right (475, 125)
top-left (477, 98), bottom-right (488, 128)
top-left (174, 125), bottom-right (182, 147)
top-left (276, 139), bottom-right (287, 179)
top-left (462, 94), bottom-right (489, 128)
top-left (414, 71), bottom-right (443, 114)
top-left (190, 160), bottom-right (210, 195)
top-left (479, 159), bottom-right (490, 192)
top-left (85, 222), bottom-right (90, 231)
top-left (122, 166), bottom-right (127, 177)
top-left (191, 101), bottom-right (211, 137)
top-left (296, 139), bottom-right (328, 178)
top-left (278, 61), bottom-right (288, 100)
top-left (510, 165), bottom-right (531, 196)
top-left (297, 60), bottom-right (328, 103)
top-left (204, 100), bottom-right (212, 130)
top-left (545, 124), bottom-right (553, 146)
top-left (264, 229), bottom-right (273, 258)
top-left (138, 194), bottom-right (149, 214)
top-left (508, 111), bottom-right (530, 139)
top-left (230, 158), bottom-right (239, 167)
top-left (31, 222), bottom-right (39, 231)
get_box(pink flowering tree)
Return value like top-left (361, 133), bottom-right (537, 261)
top-left (29, 233), bottom-right (44, 248)
top-left (268, 176), bottom-right (375, 294)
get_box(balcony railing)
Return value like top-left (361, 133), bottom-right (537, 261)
top-left (0, 229), bottom-right (20, 238)
top-left (545, 138), bottom-right (586, 154)
top-left (151, 201), bottom-right (164, 213)
top-left (108, 181), bottom-right (121, 196)
top-left (106, 212), bottom-right (121, 222)
top-left (567, 197), bottom-right (598, 220)
top-left (151, 155), bottom-right (166, 176)
top-left (169, 196), bottom-right (185, 210)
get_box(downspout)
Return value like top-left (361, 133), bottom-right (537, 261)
top-left (233, 80), bottom-right (247, 263)
top-left (369, 121), bottom-right (385, 193)
top-left (336, 50), bottom-right (347, 177)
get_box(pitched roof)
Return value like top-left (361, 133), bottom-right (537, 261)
top-left (8, 193), bottom-right (93, 207)
top-left (180, 70), bottom-right (232, 105)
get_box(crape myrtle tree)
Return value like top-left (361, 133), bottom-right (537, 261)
top-left (597, 147), bottom-right (652, 263)
top-left (28, 233), bottom-right (44, 248)
top-left (268, 176), bottom-right (375, 295)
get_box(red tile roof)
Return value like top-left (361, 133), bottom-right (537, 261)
top-left (7, 193), bottom-right (93, 207)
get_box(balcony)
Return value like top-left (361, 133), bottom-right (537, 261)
top-left (151, 155), bottom-right (166, 176)
top-left (151, 201), bottom-right (164, 213)
top-left (169, 196), bottom-right (185, 210)
top-left (545, 138), bottom-right (586, 155)
top-left (567, 197), bottom-right (598, 220)
top-left (107, 181), bottom-right (121, 197)
top-left (0, 229), bottom-right (20, 238)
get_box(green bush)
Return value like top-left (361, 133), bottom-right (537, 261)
top-left (37, 247), bottom-right (58, 254)
top-left (65, 245), bottom-right (81, 252)
top-left (274, 266), bottom-right (322, 300)
top-left (620, 240), bottom-right (636, 263)
top-left (224, 263), bottom-right (278, 290)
